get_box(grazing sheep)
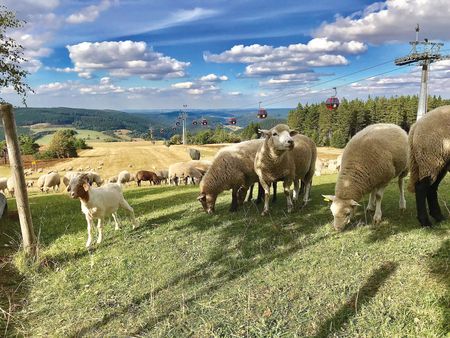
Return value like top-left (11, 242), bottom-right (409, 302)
top-left (323, 124), bottom-right (408, 231)
top-left (26, 180), bottom-right (34, 188)
top-left (155, 170), bottom-right (169, 184)
top-left (255, 124), bottom-right (316, 215)
top-left (6, 177), bottom-right (14, 197)
top-left (108, 176), bottom-right (118, 183)
top-left (188, 160), bottom-right (212, 175)
top-left (136, 170), bottom-right (160, 186)
top-left (189, 148), bottom-right (201, 160)
top-left (37, 168), bottom-right (43, 173)
top-left (63, 171), bottom-right (103, 187)
top-left (118, 170), bottom-right (131, 185)
top-left (336, 154), bottom-right (343, 172)
top-left (198, 139), bottom-right (264, 213)
top-left (408, 105), bottom-right (450, 227)
top-left (246, 182), bottom-right (278, 204)
top-left (315, 158), bottom-right (324, 176)
top-left (39, 172), bottom-right (60, 192)
top-left (0, 177), bottom-right (8, 193)
top-left (67, 174), bottom-right (137, 247)
top-left (67, 166), bottom-right (73, 171)
top-left (168, 162), bottom-right (203, 185)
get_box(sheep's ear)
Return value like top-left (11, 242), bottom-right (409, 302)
top-left (350, 200), bottom-right (360, 206)
top-left (322, 195), bottom-right (335, 202)
top-left (289, 130), bottom-right (298, 136)
top-left (197, 193), bottom-right (206, 201)
top-left (83, 183), bottom-right (90, 192)
top-left (258, 129), bottom-right (271, 138)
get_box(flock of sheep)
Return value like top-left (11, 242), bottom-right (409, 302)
top-left (2, 105), bottom-right (449, 248)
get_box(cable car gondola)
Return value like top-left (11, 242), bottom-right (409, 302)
top-left (160, 128), bottom-right (165, 133)
top-left (325, 87), bottom-right (340, 111)
top-left (257, 101), bottom-right (268, 119)
top-left (192, 120), bottom-right (198, 126)
top-left (228, 117), bottom-right (237, 125)
top-left (172, 127), bottom-right (177, 131)
top-left (175, 121), bottom-right (181, 126)
top-left (201, 118), bottom-right (208, 126)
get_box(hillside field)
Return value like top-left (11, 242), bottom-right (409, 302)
top-left (0, 174), bottom-right (448, 336)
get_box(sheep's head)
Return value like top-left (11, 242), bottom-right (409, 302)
top-left (197, 190), bottom-right (217, 214)
top-left (67, 174), bottom-right (90, 201)
top-left (323, 195), bottom-right (360, 231)
top-left (259, 124), bottom-right (297, 151)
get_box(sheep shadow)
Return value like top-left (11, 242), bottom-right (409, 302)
top-left (312, 261), bottom-right (399, 338)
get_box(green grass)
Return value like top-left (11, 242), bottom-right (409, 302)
top-left (0, 175), bottom-right (449, 337)
top-left (32, 128), bottom-right (113, 145)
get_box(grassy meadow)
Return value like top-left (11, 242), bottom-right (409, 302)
top-left (0, 174), bottom-right (448, 337)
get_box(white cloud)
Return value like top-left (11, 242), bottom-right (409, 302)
top-left (171, 82), bottom-right (194, 89)
top-left (66, 40), bottom-right (190, 80)
top-left (204, 38), bottom-right (366, 85)
top-left (314, 0), bottom-right (450, 44)
top-left (66, 0), bottom-right (116, 24)
top-left (199, 73), bottom-right (228, 82)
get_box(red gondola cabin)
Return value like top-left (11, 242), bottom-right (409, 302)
top-left (257, 108), bottom-right (268, 119)
top-left (201, 119), bottom-right (208, 126)
top-left (325, 97), bottom-right (340, 111)
top-left (228, 117), bottom-right (237, 125)
top-left (192, 120), bottom-right (198, 125)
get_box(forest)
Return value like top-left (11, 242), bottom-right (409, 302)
top-left (287, 95), bottom-right (450, 147)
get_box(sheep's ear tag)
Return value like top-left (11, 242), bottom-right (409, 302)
top-left (322, 195), bottom-right (335, 202)
top-left (197, 194), bottom-right (206, 201)
top-left (83, 183), bottom-right (90, 192)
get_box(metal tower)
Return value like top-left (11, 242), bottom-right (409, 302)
top-left (180, 104), bottom-right (188, 145)
top-left (395, 24), bottom-right (450, 120)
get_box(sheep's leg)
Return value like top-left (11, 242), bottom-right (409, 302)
top-left (112, 213), bottom-right (120, 230)
top-left (120, 199), bottom-right (137, 229)
top-left (373, 187), bottom-right (385, 224)
top-left (367, 190), bottom-right (376, 212)
top-left (427, 168), bottom-right (447, 222)
top-left (272, 182), bottom-right (277, 203)
top-left (96, 218), bottom-right (103, 244)
top-left (257, 183), bottom-right (264, 204)
top-left (293, 180), bottom-right (300, 202)
top-left (398, 177), bottom-right (406, 211)
top-left (283, 180), bottom-right (293, 213)
top-left (85, 216), bottom-right (94, 248)
top-left (302, 181), bottom-right (311, 206)
top-left (260, 180), bottom-right (271, 216)
top-left (415, 177), bottom-right (432, 227)
top-left (246, 184), bottom-right (254, 202)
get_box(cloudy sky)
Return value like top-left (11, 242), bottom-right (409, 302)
top-left (1, 0), bottom-right (450, 109)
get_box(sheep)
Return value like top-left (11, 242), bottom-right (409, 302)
top-left (63, 171), bottom-right (103, 187)
top-left (0, 192), bottom-right (7, 219)
top-left (136, 170), bottom-right (160, 186)
top-left (255, 124), bottom-right (317, 216)
top-left (108, 176), bottom-right (118, 183)
top-left (198, 139), bottom-right (264, 213)
top-left (188, 160), bottom-right (212, 175)
top-left (315, 158), bottom-right (324, 176)
top-left (155, 169), bottom-right (169, 184)
top-left (26, 180), bottom-right (34, 188)
top-left (408, 105), bottom-right (450, 227)
top-left (6, 177), bottom-right (15, 197)
top-left (168, 162), bottom-right (203, 185)
top-left (336, 154), bottom-right (343, 171)
top-left (118, 170), bottom-right (131, 185)
top-left (38, 172), bottom-right (60, 193)
top-left (0, 177), bottom-right (8, 193)
top-left (67, 174), bottom-right (137, 247)
top-left (323, 123), bottom-right (408, 231)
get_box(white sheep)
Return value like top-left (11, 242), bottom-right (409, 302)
top-left (323, 123), bottom-right (408, 230)
top-left (67, 174), bottom-right (138, 247)
top-left (255, 124), bottom-right (317, 215)
top-left (118, 170), bottom-right (131, 185)
top-left (26, 180), bottom-right (34, 188)
top-left (38, 172), bottom-right (60, 192)
top-left (108, 176), bottom-right (118, 183)
top-left (63, 171), bottom-right (103, 187)
top-left (408, 105), bottom-right (450, 227)
top-left (198, 139), bottom-right (264, 213)
top-left (169, 162), bottom-right (203, 185)
top-left (6, 177), bottom-right (14, 197)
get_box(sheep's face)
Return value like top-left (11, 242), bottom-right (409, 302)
top-left (67, 174), bottom-right (90, 201)
top-left (323, 195), bottom-right (360, 231)
top-left (198, 193), bottom-right (217, 214)
top-left (260, 124), bottom-right (297, 151)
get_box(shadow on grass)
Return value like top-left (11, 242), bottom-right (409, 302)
top-left (428, 239), bottom-right (450, 335)
top-left (312, 261), bottom-right (399, 338)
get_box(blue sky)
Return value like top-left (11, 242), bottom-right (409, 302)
top-left (2, 0), bottom-right (450, 109)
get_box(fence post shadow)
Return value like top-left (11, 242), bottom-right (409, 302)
top-left (313, 261), bottom-right (399, 338)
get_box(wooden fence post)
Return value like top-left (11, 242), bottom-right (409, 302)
top-left (1, 103), bottom-right (36, 257)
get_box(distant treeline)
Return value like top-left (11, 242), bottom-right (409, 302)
top-left (287, 95), bottom-right (450, 148)
top-left (13, 107), bottom-right (150, 133)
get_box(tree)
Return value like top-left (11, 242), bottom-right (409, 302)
top-left (19, 134), bottom-right (39, 154)
top-left (47, 129), bottom-right (78, 158)
top-left (168, 134), bottom-right (182, 145)
top-left (0, 6), bottom-right (32, 105)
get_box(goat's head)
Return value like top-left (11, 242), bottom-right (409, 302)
top-left (259, 124), bottom-right (298, 151)
top-left (67, 174), bottom-right (90, 201)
